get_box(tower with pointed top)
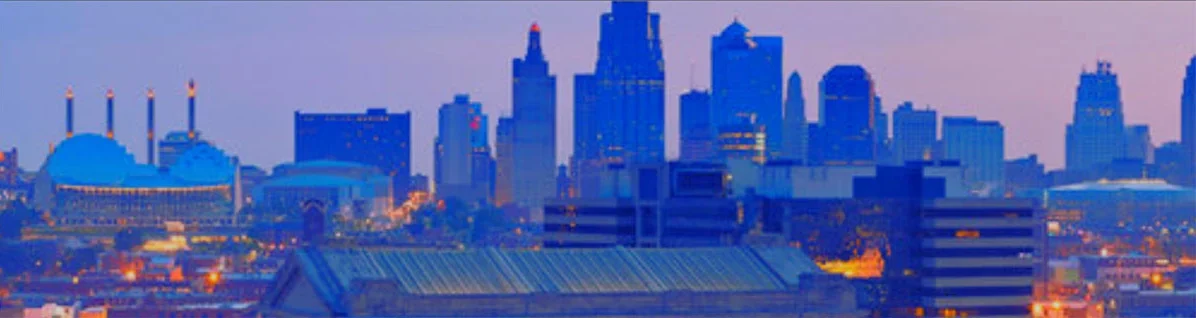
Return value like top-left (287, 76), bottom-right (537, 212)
top-left (1066, 60), bottom-right (1125, 171)
top-left (187, 79), bottom-right (197, 141)
top-left (511, 22), bottom-right (558, 218)
top-left (783, 71), bottom-right (807, 162)
top-left (147, 88), bottom-right (156, 165)
top-left (65, 87), bottom-right (74, 139)
top-left (711, 18), bottom-right (783, 161)
top-left (106, 89), bottom-right (115, 139)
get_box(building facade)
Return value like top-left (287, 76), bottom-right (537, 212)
top-left (573, 1), bottom-right (666, 199)
top-left (1124, 124), bottom-right (1154, 164)
top-left (892, 101), bottom-right (937, 165)
top-left (1182, 55), bottom-right (1196, 166)
top-left (679, 89), bottom-right (716, 162)
top-left (711, 19), bottom-right (783, 160)
top-left (816, 65), bottom-right (877, 165)
top-left (435, 95), bottom-right (482, 202)
top-left (906, 199), bottom-right (1039, 318)
top-left (494, 117), bottom-right (515, 206)
top-left (294, 108), bottom-right (411, 203)
top-left (783, 71), bottom-right (808, 163)
top-left (511, 22), bottom-right (558, 215)
top-left (1066, 60), bottom-right (1126, 171)
top-left (942, 116), bottom-right (1005, 196)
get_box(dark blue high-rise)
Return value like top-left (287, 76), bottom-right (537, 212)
top-left (680, 89), bottom-right (715, 162)
top-left (294, 108), bottom-right (412, 204)
top-left (711, 19), bottom-right (783, 160)
top-left (574, 0), bottom-right (666, 197)
top-left (512, 22), bottom-right (558, 213)
top-left (816, 65), bottom-right (877, 165)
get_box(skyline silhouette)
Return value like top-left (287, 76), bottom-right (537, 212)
top-left (1, 1), bottom-right (1194, 173)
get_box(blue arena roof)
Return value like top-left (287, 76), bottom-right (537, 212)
top-left (44, 134), bottom-right (233, 187)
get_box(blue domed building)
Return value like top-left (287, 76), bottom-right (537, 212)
top-left (34, 133), bottom-right (240, 228)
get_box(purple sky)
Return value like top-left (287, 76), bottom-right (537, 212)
top-left (1, 1), bottom-right (1193, 174)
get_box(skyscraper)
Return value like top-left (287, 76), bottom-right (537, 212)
top-left (711, 19), bottom-right (782, 160)
top-left (816, 65), bottom-right (876, 165)
top-left (1182, 55), bottom-right (1196, 165)
top-left (892, 101), bottom-right (937, 164)
top-left (495, 116), bottom-right (515, 206)
top-left (1124, 124), bottom-right (1154, 164)
top-left (294, 108), bottom-right (412, 203)
top-left (1066, 60), bottom-right (1126, 171)
top-left (782, 71), bottom-right (808, 162)
top-left (468, 97), bottom-right (495, 203)
top-left (435, 95), bottom-right (475, 201)
top-left (943, 116), bottom-right (1005, 196)
top-left (680, 89), bottom-right (716, 162)
top-left (511, 22), bottom-right (558, 214)
top-left (594, 0), bottom-right (665, 164)
top-left (573, 0), bottom-right (666, 197)
top-left (572, 74), bottom-right (601, 197)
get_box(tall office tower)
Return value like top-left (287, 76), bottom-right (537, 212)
top-left (909, 199), bottom-right (1038, 318)
top-left (893, 101), bottom-right (938, 164)
top-left (495, 117), bottom-right (515, 206)
top-left (783, 71), bottom-right (808, 162)
top-left (711, 19), bottom-right (782, 160)
top-left (1066, 60), bottom-right (1126, 171)
top-left (146, 88), bottom-right (155, 165)
top-left (595, 0), bottom-right (665, 164)
top-left (511, 22), bottom-right (558, 213)
top-left (680, 90), bottom-right (716, 162)
top-left (435, 95), bottom-right (474, 200)
top-left (572, 74), bottom-right (601, 197)
top-left (105, 89), bottom-right (115, 139)
top-left (294, 108), bottom-right (411, 203)
top-left (1156, 142), bottom-right (1194, 186)
top-left (816, 65), bottom-right (876, 165)
top-left (1183, 55), bottom-right (1196, 164)
top-left (573, 0), bottom-right (666, 197)
top-left (1124, 125), bottom-right (1154, 163)
top-left (468, 99), bottom-right (495, 202)
top-left (943, 116), bottom-right (1005, 196)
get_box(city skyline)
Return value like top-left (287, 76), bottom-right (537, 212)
top-left (2, 1), bottom-right (1194, 174)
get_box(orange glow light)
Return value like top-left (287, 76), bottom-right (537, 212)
top-left (66, 86), bottom-right (74, 99)
top-left (106, 89), bottom-right (114, 99)
top-left (147, 88), bottom-right (155, 99)
top-left (187, 79), bottom-right (196, 97)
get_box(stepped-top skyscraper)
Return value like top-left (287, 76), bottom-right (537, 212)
top-left (711, 19), bottom-right (783, 161)
top-left (1066, 60), bottom-right (1126, 171)
top-left (1182, 55), bottom-right (1196, 164)
top-left (511, 22), bottom-right (558, 217)
top-left (782, 71), bottom-right (808, 162)
top-left (573, 0), bottom-right (665, 197)
top-left (815, 65), bottom-right (876, 165)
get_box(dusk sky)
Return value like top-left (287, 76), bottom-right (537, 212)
top-left (2, 1), bottom-right (1193, 174)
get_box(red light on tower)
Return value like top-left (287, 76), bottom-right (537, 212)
top-left (470, 117), bottom-right (480, 130)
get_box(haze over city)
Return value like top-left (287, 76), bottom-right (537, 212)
top-left (2, 1), bottom-right (1193, 173)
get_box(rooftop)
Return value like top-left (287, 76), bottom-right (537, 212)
top-left (1050, 179), bottom-right (1193, 192)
